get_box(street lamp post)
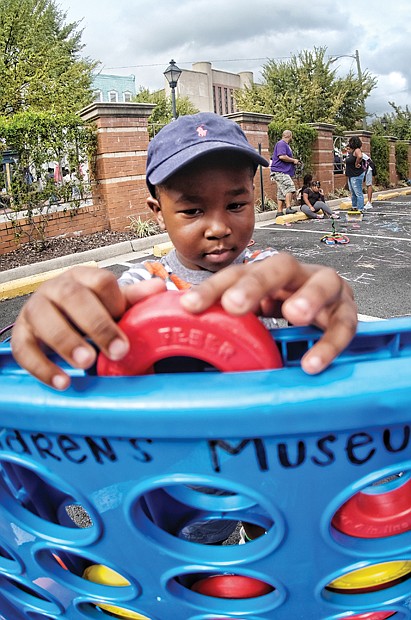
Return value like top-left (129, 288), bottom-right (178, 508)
top-left (330, 50), bottom-right (367, 130)
top-left (164, 59), bottom-right (182, 121)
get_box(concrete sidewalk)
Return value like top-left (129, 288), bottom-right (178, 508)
top-left (1, 188), bottom-right (409, 300)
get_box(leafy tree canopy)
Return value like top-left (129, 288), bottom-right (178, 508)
top-left (235, 47), bottom-right (376, 133)
top-left (0, 0), bottom-right (97, 116)
top-left (370, 103), bottom-right (411, 140)
top-left (133, 87), bottom-right (199, 136)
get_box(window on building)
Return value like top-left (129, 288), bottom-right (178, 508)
top-left (93, 90), bottom-right (102, 102)
top-left (230, 89), bottom-right (235, 113)
top-left (213, 86), bottom-right (217, 114)
top-left (123, 91), bottom-right (132, 102)
top-left (109, 90), bottom-right (118, 103)
top-left (217, 86), bottom-right (223, 115)
top-left (224, 88), bottom-right (229, 114)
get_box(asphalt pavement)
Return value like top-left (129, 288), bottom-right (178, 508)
top-left (1, 189), bottom-right (410, 339)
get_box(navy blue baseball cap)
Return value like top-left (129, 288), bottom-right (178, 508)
top-left (146, 112), bottom-right (269, 196)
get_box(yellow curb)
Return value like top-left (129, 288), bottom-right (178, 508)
top-left (153, 241), bottom-right (174, 257)
top-left (338, 201), bottom-right (352, 210)
top-left (0, 261), bottom-right (98, 300)
top-left (376, 191), bottom-right (400, 200)
top-left (275, 212), bottom-right (308, 225)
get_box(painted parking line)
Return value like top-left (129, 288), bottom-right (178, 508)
top-left (262, 226), bottom-right (411, 242)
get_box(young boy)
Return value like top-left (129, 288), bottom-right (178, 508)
top-left (11, 112), bottom-right (357, 391)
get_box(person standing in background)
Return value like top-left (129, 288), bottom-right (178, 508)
top-left (362, 152), bottom-right (376, 210)
top-left (270, 130), bottom-right (300, 216)
top-left (345, 136), bottom-right (365, 212)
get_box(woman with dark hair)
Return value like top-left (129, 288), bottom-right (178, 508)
top-left (300, 174), bottom-right (339, 220)
top-left (345, 136), bottom-right (365, 211)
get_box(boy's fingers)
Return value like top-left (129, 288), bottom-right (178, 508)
top-left (11, 320), bottom-right (72, 390)
top-left (122, 277), bottom-right (167, 306)
top-left (21, 267), bottom-right (130, 359)
top-left (181, 253), bottom-right (294, 315)
top-left (301, 298), bottom-right (358, 374)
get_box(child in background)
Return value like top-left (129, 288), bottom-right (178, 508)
top-left (11, 113), bottom-right (357, 540)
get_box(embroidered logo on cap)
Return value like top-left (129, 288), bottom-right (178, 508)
top-left (196, 125), bottom-right (207, 138)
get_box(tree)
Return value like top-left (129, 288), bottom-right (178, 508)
top-left (235, 47), bottom-right (376, 132)
top-left (370, 103), bottom-right (411, 140)
top-left (0, 0), bottom-right (96, 116)
top-left (133, 87), bottom-right (199, 136)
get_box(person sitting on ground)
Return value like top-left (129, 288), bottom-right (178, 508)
top-left (11, 112), bottom-right (358, 543)
top-left (300, 174), bottom-right (339, 220)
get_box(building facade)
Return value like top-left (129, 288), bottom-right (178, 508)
top-left (92, 74), bottom-right (136, 104)
top-left (165, 62), bottom-right (254, 115)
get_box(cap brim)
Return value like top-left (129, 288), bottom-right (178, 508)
top-left (148, 141), bottom-right (269, 188)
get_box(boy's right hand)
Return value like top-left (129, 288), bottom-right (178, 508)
top-left (11, 266), bottom-right (166, 390)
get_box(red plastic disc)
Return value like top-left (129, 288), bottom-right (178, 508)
top-left (332, 478), bottom-right (411, 539)
top-left (191, 574), bottom-right (273, 598)
top-left (97, 290), bottom-right (283, 376)
top-left (346, 613), bottom-right (396, 619)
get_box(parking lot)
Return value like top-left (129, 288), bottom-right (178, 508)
top-left (252, 193), bottom-right (411, 320)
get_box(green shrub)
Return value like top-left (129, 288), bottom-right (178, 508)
top-left (396, 141), bottom-right (409, 180)
top-left (370, 135), bottom-right (389, 187)
top-left (127, 215), bottom-right (161, 238)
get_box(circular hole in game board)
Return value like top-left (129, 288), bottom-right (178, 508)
top-left (76, 601), bottom-right (152, 619)
top-left (0, 538), bottom-right (20, 573)
top-left (323, 560), bottom-right (411, 597)
top-left (167, 570), bottom-right (281, 615)
top-left (26, 614), bottom-right (60, 620)
top-left (331, 471), bottom-right (411, 542)
top-left (132, 481), bottom-right (275, 549)
top-left (36, 548), bottom-right (138, 601)
top-left (332, 612), bottom-right (398, 619)
top-left (0, 456), bottom-right (98, 540)
top-left (0, 574), bottom-right (61, 615)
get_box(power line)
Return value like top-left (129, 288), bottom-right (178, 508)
top-left (103, 56), bottom-right (292, 71)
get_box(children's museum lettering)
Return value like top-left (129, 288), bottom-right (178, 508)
top-left (0, 426), bottom-right (409, 472)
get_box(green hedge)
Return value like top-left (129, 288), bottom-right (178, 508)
top-left (396, 141), bottom-right (409, 180)
top-left (370, 135), bottom-right (389, 188)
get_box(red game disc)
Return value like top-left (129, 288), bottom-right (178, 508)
top-left (344, 613), bottom-right (396, 619)
top-left (191, 574), bottom-right (273, 598)
top-left (97, 290), bottom-right (283, 376)
top-left (332, 478), bottom-right (411, 538)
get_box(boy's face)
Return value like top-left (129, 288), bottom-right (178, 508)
top-left (147, 154), bottom-right (255, 272)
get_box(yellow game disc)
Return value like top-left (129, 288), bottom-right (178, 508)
top-left (83, 564), bottom-right (130, 587)
top-left (95, 603), bottom-right (150, 619)
top-left (328, 560), bottom-right (411, 590)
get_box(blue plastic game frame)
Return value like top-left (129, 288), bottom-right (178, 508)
top-left (0, 317), bottom-right (410, 619)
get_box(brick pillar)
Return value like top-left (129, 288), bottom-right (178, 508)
top-left (226, 112), bottom-right (275, 203)
top-left (381, 136), bottom-right (399, 186)
top-left (308, 123), bottom-right (336, 196)
top-left (79, 102), bottom-right (155, 231)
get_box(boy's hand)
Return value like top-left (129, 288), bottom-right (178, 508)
top-left (11, 266), bottom-right (166, 390)
top-left (180, 252), bottom-right (357, 374)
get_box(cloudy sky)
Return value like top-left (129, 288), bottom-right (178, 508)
top-left (63, 0), bottom-right (410, 119)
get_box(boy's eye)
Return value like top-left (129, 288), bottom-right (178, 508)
top-left (180, 208), bottom-right (202, 216)
top-left (228, 203), bottom-right (245, 211)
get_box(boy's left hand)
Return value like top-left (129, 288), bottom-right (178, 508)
top-left (180, 252), bottom-right (357, 374)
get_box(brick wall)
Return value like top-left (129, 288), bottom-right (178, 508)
top-left (0, 201), bottom-right (107, 256)
top-left (80, 102), bottom-right (155, 231)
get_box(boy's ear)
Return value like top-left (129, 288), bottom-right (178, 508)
top-left (147, 195), bottom-right (166, 230)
